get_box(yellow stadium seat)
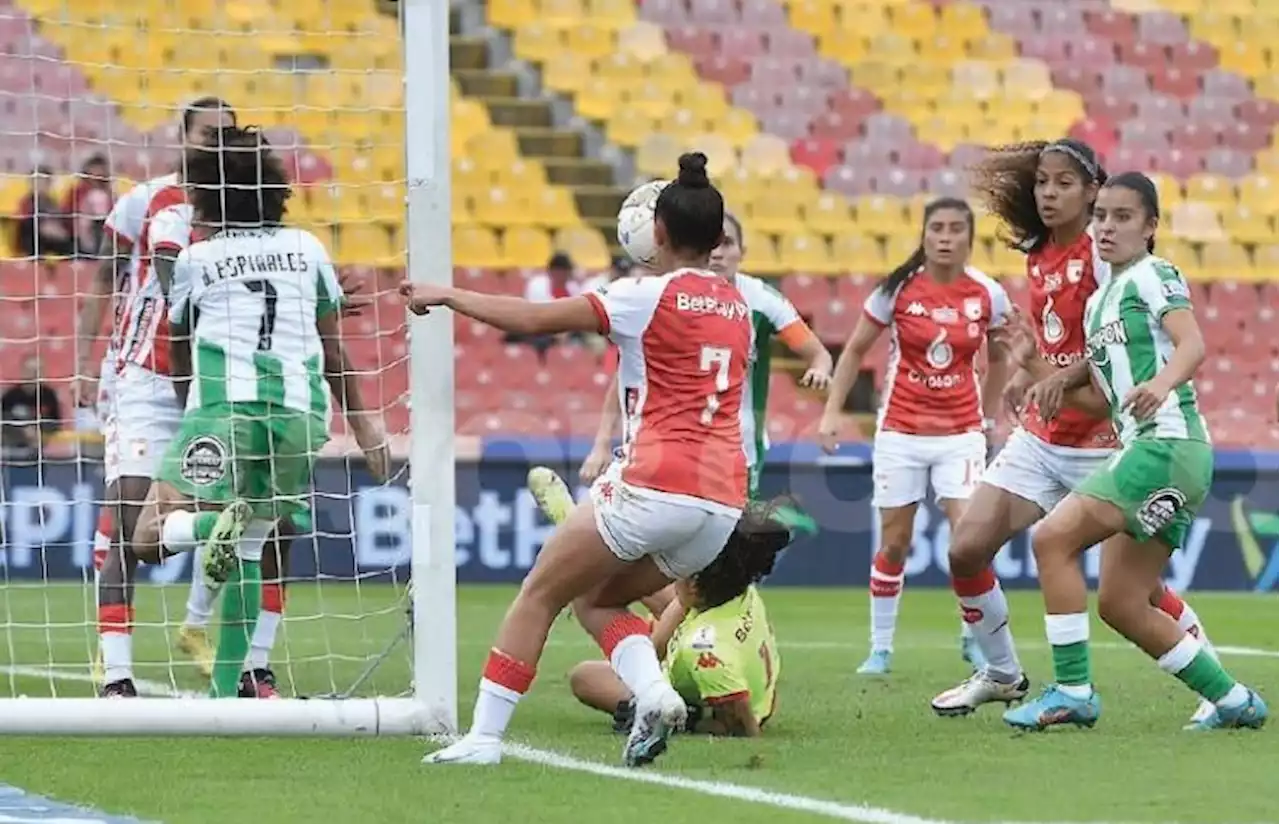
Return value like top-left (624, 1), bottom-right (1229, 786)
top-left (513, 23), bottom-right (563, 63)
top-left (881, 87), bottom-right (934, 121)
top-left (1200, 240), bottom-right (1253, 281)
top-left (576, 77), bottom-right (625, 121)
top-left (615, 22), bottom-right (668, 62)
top-left (938, 1), bottom-right (989, 41)
top-left (645, 53), bottom-right (698, 86)
top-left (779, 233), bottom-right (839, 275)
top-left (836, 2), bottom-right (891, 37)
top-left (1256, 150), bottom-right (1279, 176)
top-left (717, 108), bottom-right (761, 149)
top-left (540, 0), bottom-right (587, 26)
top-left (542, 52), bottom-right (593, 94)
top-left (1218, 42), bottom-right (1268, 78)
top-left (364, 184), bottom-right (406, 224)
top-left (1237, 174), bottom-right (1278, 214)
top-left (888, 3), bottom-right (938, 39)
top-left (606, 108), bottom-right (659, 148)
top-left (335, 224), bottom-right (396, 266)
top-left (849, 61), bottom-right (903, 94)
top-left (1187, 11), bottom-right (1238, 44)
top-left (967, 32), bottom-right (1018, 61)
top-left (629, 81), bottom-right (677, 120)
top-left (553, 226), bottom-right (611, 270)
top-left (1185, 174), bottom-right (1238, 209)
top-left (452, 187), bottom-right (475, 226)
top-left (1016, 117), bottom-right (1062, 143)
top-left (595, 52), bottom-right (644, 82)
top-left (310, 184), bottom-right (366, 224)
top-left (495, 159), bottom-right (548, 194)
top-left (453, 157), bottom-right (491, 194)
top-left (502, 226), bottom-right (554, 269)
top-left (974, 210), bottom-right (1003, 244)
top-left (654, 108), bottom-right (704, 142)
top-left (864, 33), bottom-right (918, 66)
top-left (774, 165), bottom-right (820, 196)
top-left (466, 131), bottom-right (522, 172)
top-left (790, 0), bottom-right (837, 37)
top-left (853, 195), bottom-right (909, 238)
top-left (527, 187), bottom-right (581, 230)
top-left (741, 231), bottom-right (782, 275)
top-left (750, 198), bottom-right (806, 235)
top-left (803, 192), bottom-right (856, 236)
top-left (1001, 59), bottom-right (1053, 102)
top-left (882, 232), bottom-right (921, 268)
top-left (915, 34), bottom-right (969, 68)
top-left (1251, 244), bottom-right (1279, 282)
top-left (831, 234), bottom-right (885, 274)
top-left (1221, 205), bottom-right (1277, 245)
top-left (1256, 73), bottom-right (1279, 102)
top-left (636, 133), bottom-right (683, 178)
top-left (688, 133), bottom-right (738, 178)
top-left (565, 22), bottom-right (617, 60)
top-left (716, 167), bottom-right (766, 211)
top-left (452, 100), bottom-right (492, 155)
top-left (1169, 202), bottom-right (1225, 243)
top-left (1031, 89), bottom-right (1084, 124)
top-left (914, 115), bottom-right (968, 152)
top-left (739, 134), bottom-right (793, 177)
top-left (1148, 173), bottom-right (1185, 210)
top-left (976, 241), bottom-right (1025, 279)
top-left (587, 0), bottom-right (638, 29)
top-left (1160, 239), bottom-right (1200, 278)
top-left (820, 29), bottom-right (870, 66)
top-left (899, 64), bottom-right (951, 99)
top-left (454, 225), bottom-right (505, 268)
top-left (472, 187), bottom-right (527, 228)
top-left (679, 84), bottom-right (730, 122)
top-left (966, 119), bottom-right (1017, 147)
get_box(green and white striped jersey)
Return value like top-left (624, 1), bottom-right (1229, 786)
top-left (734, 273), bottom-right (804, 470)
top-left (1082, 253), bottom-right (1209, 444)
top-left (169, 227), bottom-right (342, 422)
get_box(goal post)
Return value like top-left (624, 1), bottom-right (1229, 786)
top-left (0, 0), bottom-right (455, 735)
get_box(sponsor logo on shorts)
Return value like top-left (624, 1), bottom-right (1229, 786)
top-left (180, 435), bottom-right (227, 486)
top-left (1137, 487), bottom-right (1186, 535)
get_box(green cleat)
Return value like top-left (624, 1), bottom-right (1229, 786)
top-left (201, 500), bottom-right (253, 586)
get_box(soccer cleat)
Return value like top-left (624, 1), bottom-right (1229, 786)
top-left (175, 626), bottom-right (215, 678)
top-left (100, 678), bottom-right (138, 698)
top-left (931, 672), bottom-right (1031, 717)
top-left (528, 467), bottom-right (574, 526)
top-left (1003, 684), bottom-right (1101, 731)
top-left (239, 668), bottom-right (280, 699)
top-left (961, 635), bottom-right (988, 671)
top-left (1190, 698), bottom-right (1216, 726)
top-left (856, 649), bottom-right (892, 675)
top-left (623, 684), bottom-right (687, 767)
top-left (422, 734), bottom-right (502, 765)
top-left (1184, 690), bottom-right (1268, 731)
top-left (201, 500), bottom-right (253, 586)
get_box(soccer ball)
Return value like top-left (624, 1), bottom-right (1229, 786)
top-left (616, 179), bottom-right (669, 267)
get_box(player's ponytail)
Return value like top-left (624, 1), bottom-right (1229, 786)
top-left (878, 196), bottom-right (972, 298)
top-left (693, 497), bottom-right (795, 610)
top-left (655, 152), bottom-right (724, 256)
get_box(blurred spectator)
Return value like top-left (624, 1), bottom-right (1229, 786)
top-left (0, 355), bottom-right (63, 458)
top-left (582, 253), bottom-right (633, 294)
top-left (63, 154), bottom-right (114, 258)
top-left (512, 251), bottom-right (583, 356)
top-left (14, 167), bottom-right (75, 259)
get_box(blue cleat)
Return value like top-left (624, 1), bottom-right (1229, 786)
top-left (961, 635), bottom-right (987, 672)
top-left (856, 649), bottom-right (892, 676)
top-left (1184, 690), bottom-right (1268, 731)
top-left (1003, 684), bottom-right (1101, 731)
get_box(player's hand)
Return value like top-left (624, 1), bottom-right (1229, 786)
top-left (337, 269), bottom-right (373, 317)
top-left (399, 282), bottom-right (453, 315)
top-left (1025, 373), bottom-right (1070, 422)
top-left (579, 442), bottom-right (612, 485)
top-left (799, 366), bottom-right (832, 392)
top-left (350, 413), bottom-right (390, 482)
top-left (70, 374), bottom-right (97, 408)
top-left (817, 412), bottom-right (842, 454)
top-left (1003, 370), bottom-right (1032, 419)
top-left (990, 307), bottom-right (1037, 368)
top-left (1122, 379), bottom-right (1170, 422)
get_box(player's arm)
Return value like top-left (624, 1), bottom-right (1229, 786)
top-left (650, 599), bottom-right (690, 663)
top-left (1124, 266), bottom-right (1205, 420)
top-left (166, 250), bottom-right (196, 407)
top-left (73, 228), bottom-right (132, 404)
top-left (146, 205), bottom-right (192, 299)
top-left (703, 696), bottom-right (762, 738)
top-left (402, 283), bottom-right (603, 336)
top-left (817, 309), bottom-right (885, 450)
top-left (980, 284), bottom-right (1015, 431)
top-left (581, 370), bottom-right (622, 484)
top-left (757, 283), bottom-right (833, 389)
top-left (1027, 360), bottom-right (1107, 421)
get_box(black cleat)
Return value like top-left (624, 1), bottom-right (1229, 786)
top-left (239, 668), bottom-right (280, 699)
top-left (101, 678), bottom-right (138, 698)
top-left (612, 698), bottom-right (636, 734)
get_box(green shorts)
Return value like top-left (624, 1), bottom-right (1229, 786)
top-left (1075, 437), bottom-right (1213, 551)
top-left (158, 401), bottom-right (326, 521)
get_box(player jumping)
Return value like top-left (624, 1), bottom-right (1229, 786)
top-left (1008, 172), bottom-right (1267, 732)
top-left (931, 140), bottom-right (1221, 724)
top-left (817, 197), bottom-right (1013, 676)
top-left (122, 125), bottom-right (388, 699)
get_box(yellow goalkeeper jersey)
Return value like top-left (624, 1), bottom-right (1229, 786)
top-left (663, 585), bottom-right (779, 724)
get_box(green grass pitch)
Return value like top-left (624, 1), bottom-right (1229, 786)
top-left (0, 584), bottom-right (1275, 824)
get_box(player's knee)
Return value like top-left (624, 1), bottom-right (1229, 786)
top-left (878, 537), bottom-right (910, 565)
top-left (1029, 520), bottom-right (1070, 566)
top-left (948, 522), bottom-right (993, 578)
top-left (567, 662), bottom-right (593, 701)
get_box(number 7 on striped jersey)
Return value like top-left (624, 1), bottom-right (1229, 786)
top-left (699, 345), bottom-right (731, 425)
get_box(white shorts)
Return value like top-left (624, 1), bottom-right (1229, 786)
top-left (982, 428), bottom-right (1113, 514)
top-left (96, 355), bottom-right (116, 431)
top-left (102, 364), bottom-right (184, 486)
top-left (871, 430), bottom-right (987, 509)
top-left (589, 465), bottom-right (740, 580)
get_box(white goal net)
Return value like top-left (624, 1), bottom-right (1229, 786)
top-left (0, 0), bottom-right (454, 734)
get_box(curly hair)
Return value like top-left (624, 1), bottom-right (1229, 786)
top-left (183, 125), bottom-right (291, 230)
top-left (692, 497), bottom-right (795, 609)
top-left (969, 138), bottom-right (1105, 253)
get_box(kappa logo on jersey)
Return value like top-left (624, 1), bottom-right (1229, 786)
top-left (675, 292), bottom-right (749, 320)
top-left (1137, 488), bottom-right (1187, 535)
top-left (906, 301), bottom-right (927, 316)
top-left (180, 435), bottom-right (227, 486)
top-left (963, 297), bottom-right (983, 321)
top-left (695, 652), bottom-right (723, 670)
top-left (1066, 259), bottom-right (1085, 283)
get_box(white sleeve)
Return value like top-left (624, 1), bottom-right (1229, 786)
top-left (987, 280), bottom-right (1011, 328)
top-left (103, 186), bottom-right (147, 244)
top-left (742, 276), bottom-right (801, 333)
top-left (1135, 258), bottom-right (1192, 322)
top-left (168, 248), bottom-right (197, 326)
top-left (584, 275), bottom-right (665, 341)
top-left (147, 204), bottom-right (193, 253)
top-left (310, 233), bottom-right (344, 318)
top-left (862, 285), bottom-right (895, 326)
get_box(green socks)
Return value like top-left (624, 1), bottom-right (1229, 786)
top-left (209, 559), bottom-right (262, 698)
top-left (1158, 635), bottom-right (1238, 703)
top-left (1045, 613), bottom-right (1093, 698)
top-left (193, 512), bottom-right (218, 543)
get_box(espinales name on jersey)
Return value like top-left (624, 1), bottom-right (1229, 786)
top-left (675, 292), bottom-right (749, 320)
top-left (202, 251), bottom-right (312, 287)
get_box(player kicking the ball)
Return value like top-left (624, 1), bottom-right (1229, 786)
top-left (124, 125), bottom-right (388, 699)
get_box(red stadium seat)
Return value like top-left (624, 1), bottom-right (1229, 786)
top-left (1235, 99), bottom-right (1280, 130)
top-left (1149, 66), bottom-right (1202, 100)
top-left (688, 0), bottom-right (739, 25)
top-left (1052, 65), bottom-right (1102, 96)
top-left (1221, 122), bottom-right (1272, 153)
top-left (666, 25), bottom-right (717, 56)
top-left (1171, 123), bottom-right (1220, 153)
top-left (695, 54), bottom-right (751, 86)
top-left (1116, 41), bottom-right (1168, 75)
top-left (791, 137), bottom-right (841, 177)
top-left (1087, 92), bottom-right (1138, 123)
top-left (717, 27), bottom-right (769, 58)
top-left (829, 88), bottom-right (880, 120)
top-left (808, 110), bottom-right (864, 142)
top-left (1084, 9), bottom-right (1136, 42)
top-left (1136, 12), bottom-right (1189, 46)
top-left (1168, 41), bottom-right (1219, 73)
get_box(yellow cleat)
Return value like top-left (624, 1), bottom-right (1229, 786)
top-left (176, 626), bottom-right (215, 678)
top-left (528, 466), bottom-right (575, 526)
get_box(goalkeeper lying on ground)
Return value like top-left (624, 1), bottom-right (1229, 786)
top-left (529, 468), bottom-right (785, 737)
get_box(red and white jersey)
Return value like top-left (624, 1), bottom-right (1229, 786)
top-left (584, 269), bottom-right (751, 512)
top-left (864, 267), bottom-right (1010, 436)
top-left (1022, 227), bottom-right (1118, 449)
top-left (102, 173), bottom-right (179, 359)
top-left (113, 183), bottom-right (192, 375)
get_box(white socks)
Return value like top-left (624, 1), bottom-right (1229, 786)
top-left (957, 577), bottom-right (1021, 683)
top-left (473, 680), bottom-right (521, 739)
top-left (609, 634), bottom-right (667, 699)
top-left (246, 609), bottom-right (281, 671)
top-left (184, 570), bottom-right (216, 628)
top-left (869, 552), bottom-right (905, 653)
top-left (161, 509), bottom-right (198, 555)
top-left (101, 632), bottom-right (133, 683)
